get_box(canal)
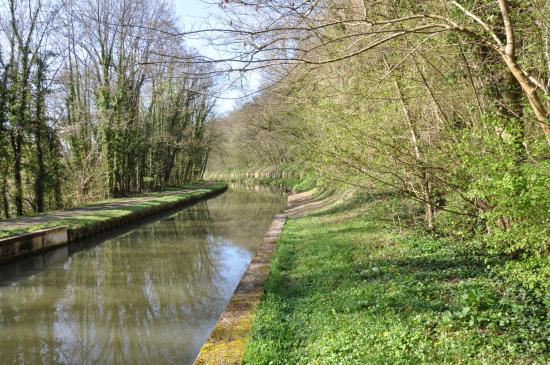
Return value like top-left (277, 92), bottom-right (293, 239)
top-left (0, 186), bottom-right (287, 364)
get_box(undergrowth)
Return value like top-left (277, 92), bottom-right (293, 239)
top-left (243, 191), bottom-right (549, 364)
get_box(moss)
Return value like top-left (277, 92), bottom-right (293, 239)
top-left (196, 312), bottom-right (256, 365)
top-left (194, 214), bottom-right (286, 365)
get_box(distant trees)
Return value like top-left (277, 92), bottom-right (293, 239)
top-left (0, 0), bottom-right (216, 217)
top-left (207, 89), bottom-right (299, 171)
top-left (146, 61), bottom-right (214, 188)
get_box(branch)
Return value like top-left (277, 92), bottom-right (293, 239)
top-left (449, 0), bottom-right (503, 48)
top-left (497, 0), bottom-right (515, 57)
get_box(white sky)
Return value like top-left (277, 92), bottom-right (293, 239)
top-left (173, 0), bottom-right (260, 115)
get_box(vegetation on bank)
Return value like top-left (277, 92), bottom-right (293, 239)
top-left (205, 0), bottom-right (550, 258)
top-left (200, 4), bottom-right (550, 360)
top-left (0, 0), bottom-right (547, 360)
top-left (0, 182), bottom-right (227, 239)
top-left (243, 189), bottom-right (549, 365)
top-left (204, 165), bottom-right (321, 193)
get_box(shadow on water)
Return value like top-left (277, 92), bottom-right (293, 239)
top-left (0, 186), bottom-right (287, 365)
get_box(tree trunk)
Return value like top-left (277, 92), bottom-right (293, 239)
top-left (504, 57), bottom-right (550, 142)
top-left (34, 126), bottom-right (45, 212)
top-left (10, 133), bottom-right (23, 216)
top-left (1, 172), bottom-right (9, 218)
top-left (496, 0), bottom-right (550, 142)
top-left (392, 76), bottom-right (435, 231)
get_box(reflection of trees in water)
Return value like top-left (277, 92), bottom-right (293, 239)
top-left (57, 204), bottom-right (224, 363)
top-left (0, 268), bottom-right (65, 364)
top-left (206, 187), bottom-right (287, 251)
top-left (0, 189), bottom-right (286, 364)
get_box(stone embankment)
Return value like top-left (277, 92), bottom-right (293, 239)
top-left (204, 170), bottom-right (304, 182)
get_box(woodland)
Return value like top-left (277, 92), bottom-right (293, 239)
top-left (0, 0), bottom-right (549, 362)
top-left (211, 0), bottom-right (550, 257)
top-left (0, 0), bottom-right (214, 217)
top-left (206, 1), bottom-right (549, 361)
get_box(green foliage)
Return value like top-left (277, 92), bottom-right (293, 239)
top-left (243, 191), bottom-right (549, 364)
top-left (440, 115), bottom-right (550, 255)
top-left (207, 1), bottom-right (550, 272)
top-left (0, 0), bottom-right (215, 217)
top-left (293, 175), bottom-right (318, 193)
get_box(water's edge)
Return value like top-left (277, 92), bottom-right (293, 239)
top-left (193, 203), bottom-right (289, 364)
top-left (0, 184), bottom-right (228, 265)
top-left (0, 186), bottom-right (287, 365)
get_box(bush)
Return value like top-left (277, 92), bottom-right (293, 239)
top-left (441, 116), bottom-right (550, 256)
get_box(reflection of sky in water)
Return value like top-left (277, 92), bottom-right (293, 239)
top-left (207, 234), bottom-right (253, 295)
top-left (0, 187), bottom-right (286, 365)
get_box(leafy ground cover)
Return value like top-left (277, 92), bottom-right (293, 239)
top-left (0, 182), bottom-right (227, 238)
top-left (243, 192), bottom-right (549, 364)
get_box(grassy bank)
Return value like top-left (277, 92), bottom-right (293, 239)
top-left (243, 192), bottom-right (548, 364)
top-left (0, 182), bottom-right (227, 238)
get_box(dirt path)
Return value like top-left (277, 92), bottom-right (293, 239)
top-left (285, 190), bottom-right (337, 217)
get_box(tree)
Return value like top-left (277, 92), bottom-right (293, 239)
top-left (202, 0), bottom-right (549, 253)
top-left (0, 0), bottom-right (217, 215)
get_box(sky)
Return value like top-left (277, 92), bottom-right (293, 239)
top-left (173, 0), bottom-right (260, 115)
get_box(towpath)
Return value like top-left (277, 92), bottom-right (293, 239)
top-left (0, 182), bottom-right (219, 231)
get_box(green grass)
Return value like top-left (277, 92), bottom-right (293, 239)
top-left (0, 182), bottom-right (227, 238)
top-left (292, 176), bottom-right (318, 193)
top-left (243, 192), bottom-right (548, 364)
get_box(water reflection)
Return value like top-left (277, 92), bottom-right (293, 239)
top-left (0, 187), bottom-right (287, 365)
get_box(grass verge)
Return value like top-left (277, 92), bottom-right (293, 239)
top-left (243, 191), bottom-right (548, 364)
top-left (0, 182), bottom-right (227, 238)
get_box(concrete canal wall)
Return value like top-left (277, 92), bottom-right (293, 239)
top-left (193, 213), bottom-right (287, 365)
top-left (193, 191), bottom-right (320, 364)
top-left (67, 185), bottom-right (227, 242)
top-left (0, 184), bottom-right (228, 264)
top-left (204, 170), bottom-right (304, 182)
top-left (0, 227), bottom-right (68, 264)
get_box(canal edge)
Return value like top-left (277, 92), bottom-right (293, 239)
top-left (66, 183), bottom-right (228, 242)
top-left (0, 183), bottom-right (228, 265)
top-left (193, 192), bottom-right (315, 365)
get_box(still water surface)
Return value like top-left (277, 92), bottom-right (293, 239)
top-left (0, 187), bottom-right (286, 364)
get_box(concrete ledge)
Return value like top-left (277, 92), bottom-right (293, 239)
top-left (193, 208), bottom-right (288, 364)
top-left (66, 186), bottom-right (227, 242)
top-left (0, 226), bottom-right (68, 264)
top-left (193, 193), bottom-right (319, 364)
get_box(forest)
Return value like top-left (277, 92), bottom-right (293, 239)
top-left (0, 0), bottom-right (548, 363)
top-left (0, 0), bottom-right (214, 218)
top-left (209, 0), bottom-right (550, 257)
top-left (206, 0), bottom-right (549, 362)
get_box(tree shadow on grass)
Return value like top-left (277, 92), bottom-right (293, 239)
top-left (263, 223), bottom-right (499, 335)
top-left (307, 191), bottom-right (405, 218)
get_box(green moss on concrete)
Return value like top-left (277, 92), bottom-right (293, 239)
top-left (194, 302), bottom-right (258, 365)
top-left (194, 215), bottom-right (286, 365)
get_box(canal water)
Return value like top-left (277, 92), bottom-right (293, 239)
top-left (0, 186), bottom-right (287, 365)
